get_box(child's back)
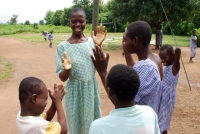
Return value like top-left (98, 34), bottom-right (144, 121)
top-left (90, 105), bottom-right (159, 134)
top-left (133, 58), bottom-right (161, 114)
top-left (148, 51), bottom-right (163, 80)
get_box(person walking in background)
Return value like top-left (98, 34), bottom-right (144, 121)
top-left (41, 31), bottom-right (48, 41)
top-left (48, 31), bottom-right (53, 47)
top-left (189, 30), bottom-right (197, 63)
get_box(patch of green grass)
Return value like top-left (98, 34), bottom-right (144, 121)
top-left (0, 57), bottom-right (13, 84)
top-left (3, 32), bottom-right (190, 50)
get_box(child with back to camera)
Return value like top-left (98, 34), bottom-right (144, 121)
top-left (16, 77), bottom-right (68, 134)
top-left (89, 55), bottom-right (160, 133)
top-left (158, 44), bottom-right (181, 134)
top-left (55, 7), bottom-right (106, 134)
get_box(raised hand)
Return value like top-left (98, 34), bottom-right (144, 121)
top-left (91, 24), bottom-right (107, 46)
top-left (91, 46), bottom-right (109, 75)
top-left (49, 83), bottom-right (67, 101)
top-left (62, 52), bottom-right (72, 70)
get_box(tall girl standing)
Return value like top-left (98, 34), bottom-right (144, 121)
top-left (55, 7), bottom-right (106, 134)
top-left (158, 44), bottom-right (181, 134)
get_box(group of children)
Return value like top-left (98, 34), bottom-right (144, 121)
top-left (17, 7), bottom-right (182, 134)
top-left (41, 31), bottom-right (53, 47)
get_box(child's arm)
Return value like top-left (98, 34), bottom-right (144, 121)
top-left (172, 48), bottom-right (181, 76)
top-left (46, 102), bottom-right (56, 121)
top-left (59, 52), bottom-right (71, 82)
top-left (91, 46), bottom-right (109, 94)
top-left (122, 39), bottom-right (135, 67)
top-left (49, 83), bottom-right (68, 134)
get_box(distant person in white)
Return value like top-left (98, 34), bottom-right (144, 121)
top-left (189, 30), bottom-right (198, 63)
top-left (89, 60), bottom-right (160, 134)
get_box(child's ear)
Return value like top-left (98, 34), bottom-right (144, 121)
top-left (31, 94), bottom-right (37, 103)
top-left (108, 87), bottom-right (114, 98)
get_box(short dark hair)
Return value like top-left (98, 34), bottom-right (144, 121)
top-left (107, 64), bottom-right (140, 101)
top-left (159, 44), bottom-right (174, 54)
top-left (19, 77), bottom-right (46, 104)
top-left (127, 21), bottom-right (152, 47)
top-left (69, 7), bottom-right (86, 19)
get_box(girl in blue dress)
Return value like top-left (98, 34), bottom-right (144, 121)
top-left (158, 44), bottom-right (181, 134)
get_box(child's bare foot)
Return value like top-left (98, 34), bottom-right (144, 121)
top-left (189, 60), bottom-right (193, 63)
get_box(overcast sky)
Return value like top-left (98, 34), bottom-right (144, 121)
top-left (0, 0), bottom-right (108, 23)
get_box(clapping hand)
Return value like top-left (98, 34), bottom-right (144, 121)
top-left (62, 52), bottom-right (72, 70)
top-left (49, 83), bottom-right (67, 101)
top-left (91, 24), bottom-right (107, 46)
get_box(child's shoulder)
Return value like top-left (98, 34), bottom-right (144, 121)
top-left (57, 41), bottom-right (69, 47)
top-left (135, 58), bottom-right (155, 67)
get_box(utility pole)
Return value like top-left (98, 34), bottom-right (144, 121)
top-left (92, 0), bottom-right (100, 35)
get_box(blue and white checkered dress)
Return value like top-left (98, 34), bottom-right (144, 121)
top-left (55, 37), bottom-right (101, 134)
top-left (133, 58), bottom-right (161, 115)
top-left (158, 65), bottom-right (179, 133)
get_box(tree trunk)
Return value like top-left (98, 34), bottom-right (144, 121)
top-left (92, 0), bottom-right (100, 35)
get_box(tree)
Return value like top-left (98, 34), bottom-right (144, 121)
top-left (72, 0), bottom-right (93, 23)
top-left (108, 0), bottom-right (200, 49)
top-left (60, 7), bottom-right (72, 26)
top-left (92, 0), bottom-right (100, 34)
top-left (193, 12), bottom-right (200, 28)
top-left (73, 0), bottom-right (91, 8)
top-left (52, 10), bottom-right (63, 26)
top-left (44, 10), bottom-right (54, 25)
top-left (10, 14), bottom-right (18, 24)
top-left (24, 20), bottom-right (30, 25)
top-left (39, 20), bottom-right (45, 25)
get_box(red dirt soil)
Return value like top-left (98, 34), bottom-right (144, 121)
top-left (0, 37), bottom-right (200, 134)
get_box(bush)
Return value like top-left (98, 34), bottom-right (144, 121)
top-left (195, 28), bottom-right (200, 47)
top-left (0, 23), bottom-right (92, 36)
top-left (33, 23), bottom-right (39, 29)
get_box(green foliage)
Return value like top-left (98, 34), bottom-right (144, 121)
top-left (44, 10), bottom-right (54, 24)
top-left (33, 23), bottom-right (39, 29)
top-left (10, 14), bottom-right (18, 24)
top-left (162, 21), bottom-right (196, 36)
top-left (195, 28), bottom-right (200, 47)
top-left (173, 21), bottom-right (196, 35)
top-left (39, 20), bottom-right (45, 25)
top-left (0, 24), bottom-right (92, 36)
top-left (193, 12), bottom-right (200, 28)
top-left (52, 10), bottom-right (63, 26)
top-left (24, 20), bottom-right (30, 25)
top-left (60, 8), bottom-right (72, 26)
top-left (108, 0), bottom-right (199, 27)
